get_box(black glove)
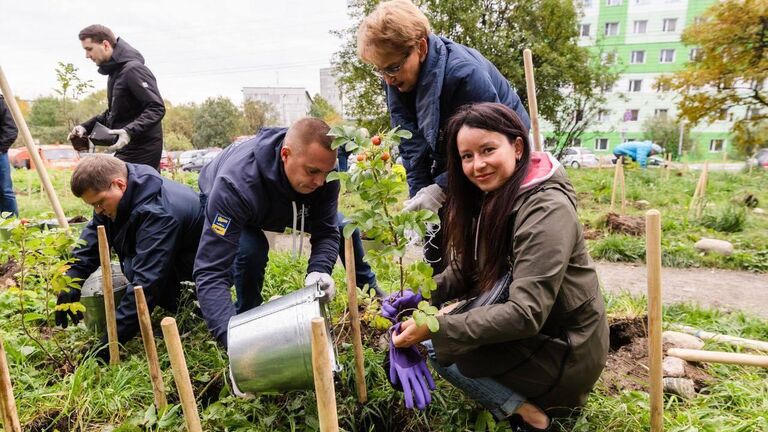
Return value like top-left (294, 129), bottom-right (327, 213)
top-left (55, 287), bottom-right (83, 328)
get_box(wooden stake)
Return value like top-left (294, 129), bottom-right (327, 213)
top-left (344, 238), bottom-right (367, 403)
top-left (134, 286), bottom-right (168, 412)
top-left (667, 348), bottom-right (768, 368)
top-left (161, 317), bottom-right (202, 432)
top-left (311, 318), bottom-right (339, 432)
top-left (0, 335), bottom-right (20, 432)
top-left (646, 210), bottom-right (663, 432)
top-left (619, 162), bottom-right (626, 214)
top-left (523, 49), bottom-right (542, 152)
top-left (97, 226), bottom-right (120, 365)
top-left (0, 66), bottom-right (68, 228)
top-left (696, 162), bottom-right (709, 218)
top-left (673, 325), bottom-right (768, 352)
top-left (610, 157), bottom-right (622, 212)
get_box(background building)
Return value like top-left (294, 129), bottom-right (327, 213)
top-left (319, 67), bottom-right (344, 115)
top-left (242, 87), bottom-right (312, 126)
top-left (562, 0), bottom-right (739, 159)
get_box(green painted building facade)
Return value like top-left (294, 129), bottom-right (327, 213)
top-left (548, 0), bottom-right (735, 160)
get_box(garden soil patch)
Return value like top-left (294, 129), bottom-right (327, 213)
top-left (605, 212), bottom-right (645, 236)
top-left (602, 316), bottom-right (712, 395)
top-left (0, 259), bottom-right (19, 289)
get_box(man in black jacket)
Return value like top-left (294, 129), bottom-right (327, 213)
top-left (194, 118), bottom-right (340, 347)
top-left (0, 95), bottom-right (19, 217)
top-left (55, 156), bottom-right (204, 359)
top-left (68, 25), bottom-right (165, 170)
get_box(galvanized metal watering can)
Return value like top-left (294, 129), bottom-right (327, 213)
top-left (80, 263), bottom-right (128, 333)
top-left (227, 285), bottom-right (341, 396)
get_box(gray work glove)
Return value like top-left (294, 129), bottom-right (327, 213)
top-left (403, 184), bottom-right (446, 214)
top-left (107, 129), bottom-right (131, 151)
top-left (68, 125), bottom-right (87, 141)
top-left (305, 272), bottom-right (335, 302)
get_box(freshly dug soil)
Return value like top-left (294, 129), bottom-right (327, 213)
top-left (0, 259), bottom-right (19, 289)
top-left (602, 316), bottom-right (712, 395)
top-left (606, 212), bottom-right (645, 236)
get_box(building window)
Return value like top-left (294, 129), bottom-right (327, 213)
top-left (604, 22), bottom-right (620, 36)
top-left (575, 110), bottom-right (585, 122)
top-left (602, 82), bottom-right (613, 93)
top-left (607, 0), bottom-right (622, 5)
top-left (689, 48), bottom-right (702, 61)
top-left (624, 109), bottom-right (639, 121)
top-left (654, 109), bottom-right (669, 118)
top-left (595, 138), bottom-right (609, 150)
top-left (633, 20), bottom-right (647, 34)
top-left (747, 107), bottom-right (762, 120)
top-left (631, 50), bottom-right (646, 64)
top-left (717, 109), bottom-right (728, 121)
top-left (660, 49), bottom-right (676, 63)
top-left (579, 24), bottom-right (591, 37)
top-left (709, 139), bottom-right (724, 152)
top-left (597, 110), bottom-right (610, 121)
top-left (572, 138), bottom-right (582, 147)
top-left (628, 79), bottom-right (643, 92)
top-left (693, 16), bottom-right (705, 25)
top-left (601, 51), bottom-right (617, 65)
top-left (655, 80), bottom-right (671, 92)
top-left (662, 18), bottom-right (678, 32)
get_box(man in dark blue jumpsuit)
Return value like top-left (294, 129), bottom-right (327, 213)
top-left (55, 156), bottom-right (204, 359)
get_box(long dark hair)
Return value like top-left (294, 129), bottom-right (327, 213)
top-left (442, 102), bottom-right (532, 294)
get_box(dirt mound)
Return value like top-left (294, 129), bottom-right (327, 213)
top-left (602, 316), bottom-right (712, 395)
top-left (0, 259), bottom-right (19, 289)
top-left (606, 213), bottom-right (645, 236)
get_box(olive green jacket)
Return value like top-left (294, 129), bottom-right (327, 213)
top-left (430, 167), bottom-right (609, 414)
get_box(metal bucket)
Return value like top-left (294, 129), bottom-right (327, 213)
top-left (227, 285), bottom-right (341, 396)
top-left (80, 263), bottom-right (129, 333)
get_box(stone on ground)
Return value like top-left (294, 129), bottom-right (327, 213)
top-left (663, 331), bottom-right (705, 350)
top-left (694, 238), bottom-right (734, 256)
top-left (662, 356), bottom-right (687, 377)
top-left (663, 377), bottom-right (696, 399)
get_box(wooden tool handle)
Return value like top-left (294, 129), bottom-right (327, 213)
top-left (0, 335), bottom-right (21, 432)
top-left (134, 286), bottom-right (168, 411)
top-left (0, 65), bottom-right (68, 229)
top-left (668, 348), bottom-right (768, 367)
top-left (645, 210), bottom-right (663, 432)
top-left (523, 49), bottom-right (541, 152)
top-left (161, 317), bottom-right (202, 432)
top-left (675, 325), bottom-right (768, 352)
top-left (311, 318), bottom-right (339, 432)
top-left (344, 238), bottom-right (367, 403)
top-left (97, 226), bottom-right (120, 365)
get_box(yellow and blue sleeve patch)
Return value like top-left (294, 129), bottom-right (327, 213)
top-left (212, 213), bottom-right (232, 236)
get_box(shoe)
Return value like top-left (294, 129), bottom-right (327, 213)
top-left (508, 414), bottom-right (552, 432)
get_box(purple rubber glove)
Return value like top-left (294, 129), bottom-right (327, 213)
top-left (381, 290), bottom-right (423, 323)
top-left (388, 323), bottom-right (436, 410)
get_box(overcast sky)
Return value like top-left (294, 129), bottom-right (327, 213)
top-left (0, 0), bottom-right (353, 105)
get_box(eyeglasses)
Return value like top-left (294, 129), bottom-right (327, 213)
top-left (374, 51), bottom-right (412, 78)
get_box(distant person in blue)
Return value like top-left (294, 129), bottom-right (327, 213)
top-left (612, 141), bottom-right (663, 168)
top-left (356, 0), bottom-right (531, 272)
top-left (0, 95), bottom-right (19, 217)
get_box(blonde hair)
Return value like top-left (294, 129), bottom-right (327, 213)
top-left (357, 0), bottom-right (431, 63)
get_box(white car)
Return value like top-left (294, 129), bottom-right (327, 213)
top-left (561, 147), bottom-right (599, 168)
top-left (179, 149), bottom-right (208, 166)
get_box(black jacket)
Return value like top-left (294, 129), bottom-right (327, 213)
top-left (67, 163), bottom-right (204, 343)
top-left (0, 96), bottom-right (18, 153)
top-left (81, 38), bottom-right (165, 169)
top-left (194, 128), bottom-right (340, 345)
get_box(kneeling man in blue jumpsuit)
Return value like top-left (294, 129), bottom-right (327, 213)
top-left (56, 155), bottom-right (205, 359)
top-left (195, 118), bottom-right (350, 347)
top-left (613, 141), bottom-right (663, 168)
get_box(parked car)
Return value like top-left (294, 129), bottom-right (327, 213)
top-left (7, 148), bottom-right (25, 168)
top-left (159, 150), bottom-right (174, 171)
top-left (748, 148), bottom-right (768, 170)
top-left (181, 149), bottom-right (222, 172)
top-left (10, 144), bottom-right (80, 170)
top-left (561, 147), bottom-right (599, 168)
top-left (647, 155), bottom-right (668, 167)
top-left (179, 149), bottom-right (208, 166)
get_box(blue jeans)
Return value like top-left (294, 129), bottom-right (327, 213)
top-left (231, 212), bottom-right (379, 314)
top-left (0, 152), bottom-right (17, 217)
top-left (423, 341), bottom-right (525, 421)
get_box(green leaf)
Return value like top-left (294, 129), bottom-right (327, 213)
top-left (394, 129), bottom-right (413, 139)
top-left (413, 310), bottom-right (427, 326)
top-left (326, 171), bottom-right (341, 182)
top-left (342, 223), bottom-right (358, 239)
top-left (427, 316), bottom-right (440, 332)
top-left (23, 312), bottom-right (46, 322)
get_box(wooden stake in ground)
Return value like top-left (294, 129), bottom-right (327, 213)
top-left (161, 317), bottom-right (202, 432)
top-left (610, 157), bottom-right (627, 213)
top-left (0, 335), bottom-right (21, 432)
top-left (0, 66), bottom-right (68, 229)
top-left (523, 49), bottom-right (542, 152)
top-left (667, 348), bottom-right (768, 367)
top-left (134, 286), bottom-right (168, 412)
top-left (689, 162), bottom-right (709, 218)
top-left (97, 226), bottom-right (120, 365)
top-left (344, 238), bottom-right (367, 403)
top-left (311, 317), bottom-right (339, 432)
top-left (646, 210), bottom-right (663, 432)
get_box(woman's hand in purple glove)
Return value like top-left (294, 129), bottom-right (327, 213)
top-left (381, 290), bottom-right (423, 323)
top-left (388, 323), bottom-right (436, 410)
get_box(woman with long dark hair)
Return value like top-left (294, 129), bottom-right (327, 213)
top-left (393, 103), bottom-right (608, 430)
